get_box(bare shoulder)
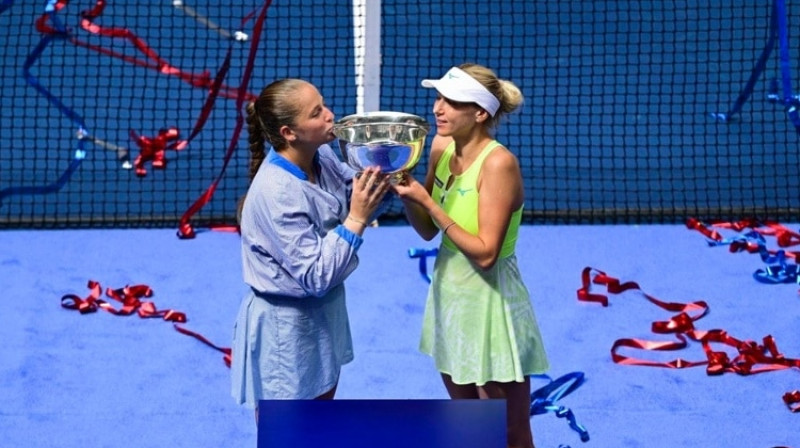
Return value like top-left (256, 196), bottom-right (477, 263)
top-left (428, 135), bottom-right (452, 167)
top-left (483, 143), bottom-right (520, 175)
top-left (430, 134), bottom-right (452, 155)
top-left (479, 143), bottom-right (524, 206)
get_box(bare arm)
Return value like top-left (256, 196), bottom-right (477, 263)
top-left (394, 135), bottom-right (450, 241)
top-left (395, 137), bottom-right (523, 270)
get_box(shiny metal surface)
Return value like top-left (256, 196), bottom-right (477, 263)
top-left (333, 111), bottom-right (431, 176)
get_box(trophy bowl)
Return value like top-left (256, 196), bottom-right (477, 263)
top-left (333, 111), bottom-right (431, 182)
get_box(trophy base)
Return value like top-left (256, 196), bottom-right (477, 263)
top-left (355, 170), bottom-right (407, 185)
top-left (388, 171), bottom-right (407, 185)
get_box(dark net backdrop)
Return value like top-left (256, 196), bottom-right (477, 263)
top-left (1, 0), bottom-right (797, 229)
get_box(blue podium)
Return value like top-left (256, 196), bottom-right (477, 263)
top-left (257, 399), bottom-right (507, 448)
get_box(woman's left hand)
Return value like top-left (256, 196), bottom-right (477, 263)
top-left (391, 172), bottom-right (431, 207)
top-left (349, 166), bottom-right (391, 223)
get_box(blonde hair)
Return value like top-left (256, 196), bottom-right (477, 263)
top-left (459, 63), bottom-right (523, 128)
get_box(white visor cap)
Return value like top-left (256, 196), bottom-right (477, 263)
top-left (421, 67), bottom-right (501, 117)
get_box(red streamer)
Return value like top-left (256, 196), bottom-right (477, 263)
top-left (177, 0), bottom-right (272, 238)
top-left (61, 280), bottom-right (230, 367)
top-left (577, 267), bottom-right (800, 411)
top-left (783, 390), bottom-right (800, 413)
top-left (686, 218), bottom-right (800, 259)
top-left (36, 0), bottom-right (247, 99)
top-left (130, 127), bottom-right (186, 177)
top-left (31, 0), bottom-right (259, 226)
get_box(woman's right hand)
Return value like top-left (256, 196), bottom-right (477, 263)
top-left (348, 166), bottom-right (391, 224)
top-left (391, 172), bottom-right (432, 208)
top-left (390, 171), bottom-right (441, 241)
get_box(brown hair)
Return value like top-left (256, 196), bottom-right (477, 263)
top-left (239, 79), bottom-right (309, 224)
top-left (244, 78), bottom-right (308, 181)
top-left (458, 63), bottom-right (524, 128)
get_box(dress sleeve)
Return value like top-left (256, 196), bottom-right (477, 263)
top-left (320, 144), bottom-right (356, 208)
top-left (245, 186), bottom-right (361, 299)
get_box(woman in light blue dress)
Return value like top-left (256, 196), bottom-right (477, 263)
top-left (231, 79), bottom-right (390, 421)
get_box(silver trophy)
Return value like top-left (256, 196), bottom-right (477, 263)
top-left (333, 111), bottom-right (431, 182)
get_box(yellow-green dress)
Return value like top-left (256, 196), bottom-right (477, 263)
top-left (420, 140), bottom-right (549, 385)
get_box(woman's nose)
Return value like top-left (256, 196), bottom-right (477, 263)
top-left (432, 99), bottom-right (443, 114)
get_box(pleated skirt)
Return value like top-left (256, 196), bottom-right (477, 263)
top-left (419, 246), bottom-right (549, 385)
top-left (230, 286), bottom-right (353, 407)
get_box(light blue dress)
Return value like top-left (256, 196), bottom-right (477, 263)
top-left (231, 144), bottom-right (369, 406)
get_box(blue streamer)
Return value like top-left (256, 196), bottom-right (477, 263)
top-left (754, 248), bottom-right (800, 284)
top-left (703, 230), bottom-right (800, 285)
top-left (23, 37), bottom-right (86, 126)
top-left (775, 0), bottom-right (800, 130)
top-left (704, 230), bottom-right (765, 247)
top-left (0, 4), bottom-right (89, 205)
top-left (530, 372), bottom-right (590, 443)
top-left (0, 0), bottom-right (14, 14)
top-left (710, 0), bottom-right (779, 122)
top-left (408, 247), bottom-right (439, 284)
top-left (713, 0), bottom-right (800, 135)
